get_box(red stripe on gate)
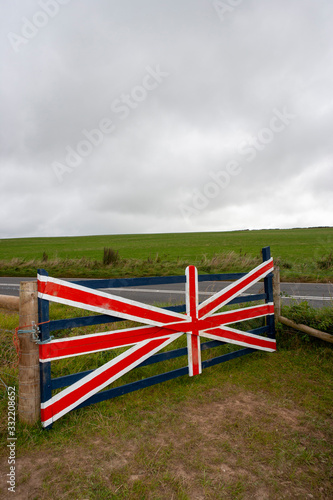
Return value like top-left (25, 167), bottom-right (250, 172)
top-left (190, 335), bottom-right (201, 376)
top-left (163, 303), bottom-right (274, 334)
top-left (204, 326), bottom-right (276, 351)
top-left (186, 266), bottom-right (202, 376)
top-left (40, 325), bottom-right (177, 361)
top-left (37, 279), bottom-right (47, 294)
top-left (198, 258), bottom-right (274, 318)
top-left (187, 265), bottom-right (198, 319)
top-left (202, 303), bottom-right (274, 329)
top-left (38, 277), bottom-right (185, 327)
top-left (40, 337), bottom-right (169, 424)
top-left (39, 302), bottom-right (274, 362)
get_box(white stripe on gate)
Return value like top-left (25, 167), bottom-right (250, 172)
top-left (198, 258), bottom-right (273, 319)
top-left (38, 274), bottom-right (187, 327)
top-left (39, 324), bottom-right (177, 363)
top-left (41, 333), bottom-right (182, 427)
top-left (204, 302), bottom-right (274, 328)
top-left (39, 333), bottom-right (171, 363)
top-left (201, 325), bottom-right (276, 352)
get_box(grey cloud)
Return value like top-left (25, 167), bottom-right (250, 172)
top-left (0, 0), bottom-right (332, 238)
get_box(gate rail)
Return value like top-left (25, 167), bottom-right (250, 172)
top-left (38, 246), bottom-right (275, 428)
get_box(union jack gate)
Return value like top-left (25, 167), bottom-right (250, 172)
top-left (38, 246), bottom-right (275, 428)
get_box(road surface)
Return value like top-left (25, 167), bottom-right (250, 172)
top-left (0, 277), bottom-right (332, 309)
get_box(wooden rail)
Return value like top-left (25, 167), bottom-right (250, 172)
top-left (0, 294), bottom-right (19, 311)
top-left (278, 315), bottom-right (333, 344)
top-left (273, 267), bottom-right (333, 344)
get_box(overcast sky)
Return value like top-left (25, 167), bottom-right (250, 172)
top-left (1, 0), bottom-right (332, 239)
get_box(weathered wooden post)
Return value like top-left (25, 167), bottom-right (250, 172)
top-left (18, 281), bottom-right (40, 424)
top-left (273, 266), bottom-right (281, 322)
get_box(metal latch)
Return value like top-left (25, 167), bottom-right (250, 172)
top-left (17, 321), bottom-right (53, 344)
top-left (17, 321), bottom-right (39, 341)
top-left (31, 321), bottom-right (40, 342)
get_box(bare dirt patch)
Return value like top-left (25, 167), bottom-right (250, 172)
top-left (3, 388), bottom-right (331, 499)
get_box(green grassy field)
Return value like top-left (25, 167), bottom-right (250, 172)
top-left (1, 227), bottom-right (331, 497)
top-left (0, 227), bottom-right (332, 280)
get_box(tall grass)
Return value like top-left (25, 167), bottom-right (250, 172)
top-left (0, 249), bottom-right (332, 281)
top-left (103, 247), bottom-right (119, 266)
top-left (0, 226), bottom-right (332, 280)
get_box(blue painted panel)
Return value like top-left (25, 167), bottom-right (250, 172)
top-left (248, 325), bottom-right (270, 336)
top-left (72, 347), bottom-right (256, 414)
top-left (70, 276), bottom-right (186, 289)
top-left (69, 272), bottom-right (248, 290)
top-left (75, 366), bottom-right (189, 411)
top-left (51, 368), bottom-right (94, 390)
top-left (262, 246), bottom-right (275, 339)
top-left (38, 270), bottom-right (53, 429)
top-left (51, 340), bottom-right (226, 390)
top-left (228, 293), bottom-right (266, 305)
top-left (48, 314), bottom-right (124, 332)
top-left (202, 347), bottom-right (254, 369)
top-left (198, 273), bottom-right (246, 281)
top-left (166, 304), bottom-right (187, 313)
top-left (38, 268), bottom-right (49, 277)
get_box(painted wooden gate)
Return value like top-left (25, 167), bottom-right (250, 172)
top-left (38, 247), bottom-right (275, 428)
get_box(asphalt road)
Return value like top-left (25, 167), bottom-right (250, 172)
top-left (0, 277), bottom-right (332, 308)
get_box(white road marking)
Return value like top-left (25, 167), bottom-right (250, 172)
top-left (104, 287), bottom-right (196, 295)
top-left (104, 288), bottom-right (332, 301)
top-left (104, 288), bottom-right (252, 297)
top-left (0, 284), bottom-right (331, 302)
top-left (282, 295), bottom-right (332, 301)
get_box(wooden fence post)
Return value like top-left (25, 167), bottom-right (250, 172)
top-left (273, 266), bottom-right (281, 321)
top-left (18, 281), bottom-right (40, 425)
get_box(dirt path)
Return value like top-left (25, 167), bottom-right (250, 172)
top-left (4, 389), bottom-right (332, 500)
